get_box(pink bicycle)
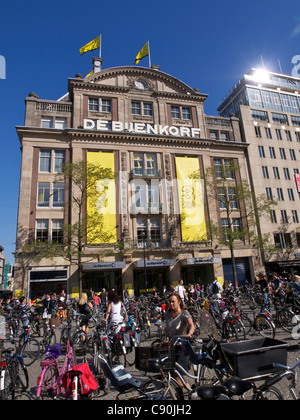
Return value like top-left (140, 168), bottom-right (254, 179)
top-left (36, 341), bottom-right (75, 400)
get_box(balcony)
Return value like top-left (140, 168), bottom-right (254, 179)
top-left (130, 168), bottom-right (162, 179)
top-left (130, 203), bottom-right (164, 215)
top-left (36, 101), bottom-right (72, 113)
top-left (131, 239), bottom-right (171, 250)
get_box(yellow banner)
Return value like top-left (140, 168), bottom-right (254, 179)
top-left (175, 156), bottom-right (207, 242)
top-left (86, 152), bottom-right (117, 244)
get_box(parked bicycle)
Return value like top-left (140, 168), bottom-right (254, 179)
top-left (0, 339), bottom-right (29, 400)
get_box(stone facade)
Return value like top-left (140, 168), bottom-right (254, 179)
top-left (15, 64), bottom-right (255, 298)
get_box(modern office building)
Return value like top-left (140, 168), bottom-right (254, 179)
top-left (14, 61), bottom-right (257, 299)
top-left (219, 68), bottom-right (300, 276)
top-left (0, 246), bottom-right (5, 289)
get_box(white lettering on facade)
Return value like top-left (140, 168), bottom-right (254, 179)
top-left (83, 119), bottom-right (201, 138)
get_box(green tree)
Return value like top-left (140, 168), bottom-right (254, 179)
top-left (193, 161), bottom-right (277, 287)
top-left (22, 160), bottom-right (116, 296)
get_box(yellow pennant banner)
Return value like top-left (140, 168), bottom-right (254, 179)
top-left (86, 152), bottom-right (117, 244)
top-left (175, 156), bottom-right (207, 242)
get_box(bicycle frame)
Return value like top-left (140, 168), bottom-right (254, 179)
top-left (36, 341), bottom-right (75, 399)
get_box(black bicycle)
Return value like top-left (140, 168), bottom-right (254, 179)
top-left (0, 339), bottom-right (29, 400)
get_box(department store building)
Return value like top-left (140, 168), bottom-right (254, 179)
top-left (15, 61), bottom-right (255, 299)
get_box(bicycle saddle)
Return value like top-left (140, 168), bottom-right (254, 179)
top-left (146, 356), bottom-right (169, 372)
top-left (223, 377), bottom-right (253, 397)
top-left (197, 385), bottom-right (229, 400)
top-left (2, 347), bottom-right (14, 354)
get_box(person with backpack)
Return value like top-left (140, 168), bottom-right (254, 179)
top-left (209, 277), bottom-right (223, 298)
top-left (78, 293), bottom-right (93, 338)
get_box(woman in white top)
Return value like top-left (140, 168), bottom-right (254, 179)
top-left (105, 291), bottom-right (128, 333)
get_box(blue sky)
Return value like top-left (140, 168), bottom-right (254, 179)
top-left (0, 0), bottom-right (299, 265)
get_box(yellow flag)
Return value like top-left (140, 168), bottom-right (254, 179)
top-left (79, 36), bottom-right (100, 55)
top-left (134, 42), bottom-right (149, 64)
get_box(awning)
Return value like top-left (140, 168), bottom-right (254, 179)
top-left (82, 261), bottom-right (126, 271)
top-left (181, 257), bottom-right (222, 266)
top-left (136, 259), bottom-right (176, 268)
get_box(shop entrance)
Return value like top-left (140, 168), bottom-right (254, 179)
top-left (82, 270), bottom-right (123, 296)
top-left (133, 268), bottom-right (167, 296)
top-left (30, 281), bottom-right (67, 300)
top-left (180, 264), bottom-right (214, 289)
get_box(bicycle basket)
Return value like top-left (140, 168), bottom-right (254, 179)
top-left (45, 343), bottom-right (62, 359)
top-left (135, 343), bottom-right (174, 372)
top-left (221, 338), bottom-right (288, 380)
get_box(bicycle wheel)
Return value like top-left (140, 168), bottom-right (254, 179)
top-left (254, 386), bottom-right (284, 400)
top-left (222, 321), bottom-right (239, 342)
top-left (20, 338), bottom-right (40, 366)
top-left (255, 314), bottom-right (276, 338)
top-left (277, 309), bottom-right (296, 333)
top-left (16, 358), bottom-right (29, 391)
top-left (0, 366), bottom-right (13, 400)
top-left (37, 364), bottom-right (59, 400)
top-left (72, 330), bottom-right (87, 351)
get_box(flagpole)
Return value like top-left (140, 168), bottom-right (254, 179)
top-left (148, 41), bottom-right (151, 68)
top-left (99, 34), bottom-right (102, 58)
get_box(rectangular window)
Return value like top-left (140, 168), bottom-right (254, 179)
top-left (281, 210), bottom-right (288, 224)
top-left (255, 126), bottom-right (262, 138)
top-left (220, 131), bottom-right (229, 141)
top-left (217, 188), bottom-right (226, 209)
top-left (277, 188), bottom-right (284, 201)
top-left (36, 220), bottom-right (49, 242)
top-left (275, 129), bottom-right (282, 140)
top-left (266, 187), bottom-right (273, 200)
top-left (272, 113), bottom-right (288, 125)
top-left (132, 102), bottom-right (142, 115)
top-left (54, 150), bottom-right (66, 173)
top-left (283, 168), bottom-right (290, 180)
top-left (171, 106), bottom-right (180, 119)
top-left (150, 219), bottom-right (161, 245)
top-left (137, 219), bottom-right (147, 244)
top-left (286, 131), bottom-right (292, 141)
top-left (210, 131), bottom-right (218, 140)
top-left (270, 210), bottom-right (277, 223)
top-left (55, 118), bottom-right (67, 129)
top-left (258, 145), bottom-right (265, 158)
top-left (273, 167), bottom-right (280, 179)
top-left (269, 147), bottom-right (276, 159)
top-left (228, 187), bottom-right (239, 209)
top-left (262, 166), bottom-right (269, 178)
top-left (251, 109), bottom-right (269, 121)
top-left (290, 149), bottom-right (296, 160)
top-left (39, 150), bottom-right (51, 172)
top-left (265, 127), bottom-right (272, 139)
top-left (182, 107), bottom-right (191, 120)
top-left (51, 220), bottom-right (63, 243)
top-left (88, 98), bottom-right (99, 112)
top-left (221, 218), bottom-right (230, 241)
top-left (146, 154), bottom-right (157, 174)
top-left (279, 148), bottom-right (286, 159)
top-left (37, 182), bottom-right (50, 207)
top-left (274, 232), bottom-right (292, 249)
top-left (214, 159), bottom-right (223, 178)
top-left (101, 99), bottom-right (111, 113)
top-left (53, 183), bottom-right (65, 207)
top-left (292, 210), bottom-right (299, 223)
top-left (143, 103), bottom-right (153, 116)
top-left (41, 117), bottom-right (53, 128)
top-left (288, 188), bottom-right (295, 201)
